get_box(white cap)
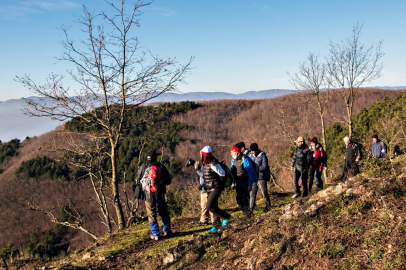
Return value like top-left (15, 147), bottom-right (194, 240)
top-left (200, 146), bottom-right (212, 156)
top-left (343, 136), bottom-right (350, 142)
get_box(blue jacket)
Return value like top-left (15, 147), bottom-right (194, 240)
top-left (231, 155), bottom-right (256, 187)
top-left (372, 140), bottom-right (386, 158)
top-left (250, 151), bottom-right (271, 181)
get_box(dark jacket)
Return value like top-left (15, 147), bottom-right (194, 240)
top-left (196, 159), bottom-right (224, 193)
top-left (231, 154), bottom-right (256, 186)
top-left (372, 140), bottom-right (387, 158)
top-left (137, 161), bottom-right (171, 196)
top-left (345, 142), bottom-right (361, 165)
top-left (291, 144), bottom-right (312, 171)
top-left (250, 151), bottom-right (270, 181)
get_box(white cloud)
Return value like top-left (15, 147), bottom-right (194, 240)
top-left (0, 0), bottom-right (80, 20)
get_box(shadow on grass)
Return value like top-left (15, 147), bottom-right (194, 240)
top-left (175, 227), bottom-right (211, 238)
top-left (271, 192), bottom-right (291, 197)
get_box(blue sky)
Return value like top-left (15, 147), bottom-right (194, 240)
top-left (1, 0), bottom-right (405, 101)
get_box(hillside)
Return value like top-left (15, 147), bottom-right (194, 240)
top-left (0, 88), bottom-right (405, 268)
top-left (7, 162), bottom-right (406, 269)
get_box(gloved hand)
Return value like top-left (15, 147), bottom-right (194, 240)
top-left (198, 184), bottom-right (204, 191)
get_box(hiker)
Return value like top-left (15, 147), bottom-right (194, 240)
top-left (308, 137), bottom-right (326, 193)
top-left (195, 146), bottom-right (231, 232)
top-left (340, 137), bottom-right (361, 181)
top-left (291, 137), bottom-right (312, 198)
top-left (137, 150), bottom-right (172, 241)
top-left (372, 134), bottom-right (387, 158)
top-left (238, 142), bottom-right (252, 157)
top-left (230, 144), bottom-right (257, 216)
top-left (249, 143), bottom-right (272, 213)
top-left (194, 158), bottom-right (214, 226)
top-left (392, 145), bottom-right (403, 157)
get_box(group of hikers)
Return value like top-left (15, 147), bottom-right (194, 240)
top-left (135, 134), bottom-right (392, 240)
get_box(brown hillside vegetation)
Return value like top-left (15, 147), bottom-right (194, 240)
top-left (173, 88), bottom-right (403, 188)
top-left (0, 131), bottom-right (135, 250)
top-left (0, 88), bottom-right (403, 256)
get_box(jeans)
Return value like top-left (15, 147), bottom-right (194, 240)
top-left (249, 180), bottom-right (271, 210)
top-left (308, 167), bottom-right (323, 192)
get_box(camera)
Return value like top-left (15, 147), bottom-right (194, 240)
top-left (185, 158), bottom-right (195, 168)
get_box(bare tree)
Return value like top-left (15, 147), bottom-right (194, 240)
top-left (289, 52), bottom-right (332, 151)
top-left (16, 0), bottom-right (192, 229)
top-left (29, 201), bottom-right (98, 241)
top-left (327, 22), bottom-right (384, 138)
top-left (275, 104), bottom-right (296, 145)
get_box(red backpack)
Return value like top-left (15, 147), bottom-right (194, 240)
top-left (145, 164), bottom-right (162, 192)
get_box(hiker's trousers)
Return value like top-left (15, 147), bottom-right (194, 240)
top-left (206, 188), bottom-right (229, 228)
top-left (249, 180), bottom-right (271, 210)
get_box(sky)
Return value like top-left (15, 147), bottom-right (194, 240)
top-left (1, 0), bottom-right (406, 101)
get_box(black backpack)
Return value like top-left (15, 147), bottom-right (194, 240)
top-left (132, 183), bottom-right (145, 201)
top-left (219, 161), bottom-right (234, 188)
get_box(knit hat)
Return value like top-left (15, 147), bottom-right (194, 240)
top-left (296, 136), bottom-right (304, 143)
top-left (310, 137), bottom-right (318, 144)
top-left (250, 143), bottom-right (259, 152)
top-left (146, 150), bottom-right (161, 160)
top-left (372, 134), bottom-right (378, 139)
top-left (200, 146), bottom-right (212, 156)
top-left (230, 144), bottom-right (240, 153)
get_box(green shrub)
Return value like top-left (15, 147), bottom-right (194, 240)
top-left (0, 138), bottom-right (20, 165)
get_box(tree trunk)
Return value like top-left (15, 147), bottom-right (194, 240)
top-left (110, 141), bottom-right (126, 229)
top-left (320, 114), bottom-right (327, 152)
top-left (346, 104), bottom-right (353, 138)
top-left (320, 114), bottom-right (329, 183)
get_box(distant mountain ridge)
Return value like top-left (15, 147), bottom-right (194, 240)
top-left (0, 89), bottom-right (295, 142)
top-left (150, 89), bottom-right (295, 102)
top-left (1, 87), bottom-right (404, 142)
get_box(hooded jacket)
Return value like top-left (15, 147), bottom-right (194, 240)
top-left (291, 143), bottom-right (312, 171)
top-left (310, 144), bottom-right (327, 170)
top-left (250, 151), bottom-right (271, 181)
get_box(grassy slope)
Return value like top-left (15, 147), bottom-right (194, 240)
top-left (11, 155), bottom-right (406, 270)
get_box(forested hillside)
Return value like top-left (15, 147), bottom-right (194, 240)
top-left (0, 88), bottom-right (404, 267)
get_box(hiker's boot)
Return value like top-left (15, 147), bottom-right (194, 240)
top-left (292, 193), bottom-right (300, 199)
top-left (163, 230), bottom-right (173, 238)
top-left (222, 214), bottom-right (231, 227)
top-left (208, 227), bottom-right (221, 233)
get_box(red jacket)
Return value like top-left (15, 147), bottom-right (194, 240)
top-left (310, 145), bottom-right (327, 169)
